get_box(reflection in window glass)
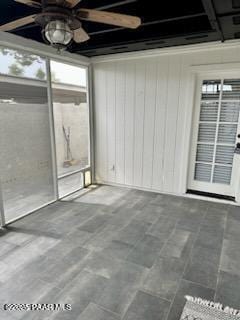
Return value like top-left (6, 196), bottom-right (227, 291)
top-left (201, 80), bottom-right (221, 100)
top-left (50, 60), bottom-right (86, 86)
top-left (0, 47), bottom-right (46, 80)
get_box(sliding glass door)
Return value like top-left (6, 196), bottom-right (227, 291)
top-left (50, 60), bottom-right (91, 198)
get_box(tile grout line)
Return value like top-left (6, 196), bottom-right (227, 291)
top-left (139, 287), bottom-right (172, 303)
top-left (164, 209), bottom-right (206, 320)
top-left (88, 302), bottom-right (122, 319)
top-left (213, 205), bottom-right (229, 302)
top-left (157, 225), bottom-right (178, 257)
top-left (179, 204), bottom-right (216, 290)
top-left (177, 277), bottom-right (218, 292)
top-left (113, 196), bottom-right (175, 319)
top-left (121, 290), bottom-right (138, 320)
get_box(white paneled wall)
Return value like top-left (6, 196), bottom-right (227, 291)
top-left (93, 43), bottom-right (240, 195)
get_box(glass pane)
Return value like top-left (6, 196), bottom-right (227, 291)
top-left (193, 78), bottom-right (239, 188)
top-left (220, 101), bottom-right (240, 122)
top-left (0, 81), bottom-right (55, 222)
top-left (58, 172), bottom-right (83, 198)
top-left (50, 60), bottom-right (86, 86)
top-left (198, 123), bottom-right (216, 142)
top-left (201, 80), bottom-right (221, 100)
top-left (200, 101), bottom-right (218, 122)
top-left (215, 145), bottom-right (235, 165)
top-left (52, 82), bottom-right (89, 176)
top-left (222, 79), bottom-right (240, 100)
top-left (194, 163), bottom-right (212, 182)
top-left (196, 144), bottom-right (214, 162)
top-left (217, 124), bottom-right (238, 144)
top-left (0, 47), bottom-right (46, 80)
top-left (213, 165), bottom-right (232, 185)
top-left (51, 60), bottom-right (90, 196)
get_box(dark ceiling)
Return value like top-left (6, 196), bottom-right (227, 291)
top-left (0, 0), bottom-right (240, 56)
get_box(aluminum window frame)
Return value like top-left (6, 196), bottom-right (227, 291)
top-left (49, 58), bottom-right (92, 197)
top-left (0, 42), bottom-right (93, 227)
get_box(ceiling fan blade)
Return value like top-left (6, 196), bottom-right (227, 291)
top-left (14, 0), bottom-right (41, 8)
top-left (0, 15), bottom-right (36, 32)
top-left (77, 9), bottom-right (141, 29)
top-left (15, 0), bottom-right (81, 8)
top-left (73, 27), bottom-right (90, 43)
top-left (64, 0), bottom-right (82, 8)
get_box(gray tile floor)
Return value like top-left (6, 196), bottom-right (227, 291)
top-left (0, 185), bottom-right (239, 320)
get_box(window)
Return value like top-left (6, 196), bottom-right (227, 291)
top-left (0, 46), bottom-right (91, 225)
top-left (0, 55), bottom-right (56, 222)
top-left (0, 47), bottom-right (46, 80)
top-left (50, 60), bottom-right (90, 197)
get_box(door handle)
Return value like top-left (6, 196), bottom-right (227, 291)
top-left (235, 142), bottom-right (240, 154)
top-left (235, 133), bottom-right (240, 153)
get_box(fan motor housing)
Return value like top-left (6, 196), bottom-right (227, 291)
top-left (35, 6), bottom-right (81, 30)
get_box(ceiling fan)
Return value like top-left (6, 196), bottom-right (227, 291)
top-left (0, 0), bottom-right (141, 49)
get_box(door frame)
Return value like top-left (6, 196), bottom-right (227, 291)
top-left (185, 64), bottom-right (240, 202)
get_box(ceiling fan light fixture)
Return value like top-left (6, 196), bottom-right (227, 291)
top-left (0, 1), bottom-right (142, 51)
top-left (44, 20), bottom-right (73, 48)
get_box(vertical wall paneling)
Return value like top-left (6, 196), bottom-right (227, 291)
top-left (124, 61), bottom-right (136, 185)
top-left (93, 65), bottom-right (107, 181)
top-left (176, 54), bottom-right (196, 193)
top-left (162, 55), bottom-right (181, 193)
top-left (142, 60), bottom-right (158, 188)
top-left (173, 55), bottom-right (191, 193)
top-left (93, 44), bottom-right (240, 195)
top-left (133, 61), bottom-right (146, 187)
top-left (106, 63), bottom-right (116, 182)
top-left (151, 56), bottom-right (169, 190)
top-left (115, 62), bottom-right (126, 184)
top-left (179, 70), bottom-right (196, 194)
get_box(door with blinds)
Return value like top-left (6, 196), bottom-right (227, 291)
top-left (188, 75), bottom-right (240, 198)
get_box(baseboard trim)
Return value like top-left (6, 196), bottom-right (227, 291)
top-left (94, 180), bottom-right (240, 206)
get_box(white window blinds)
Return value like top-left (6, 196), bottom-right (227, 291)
top-left (194, 79), bottom-right (240, 185)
